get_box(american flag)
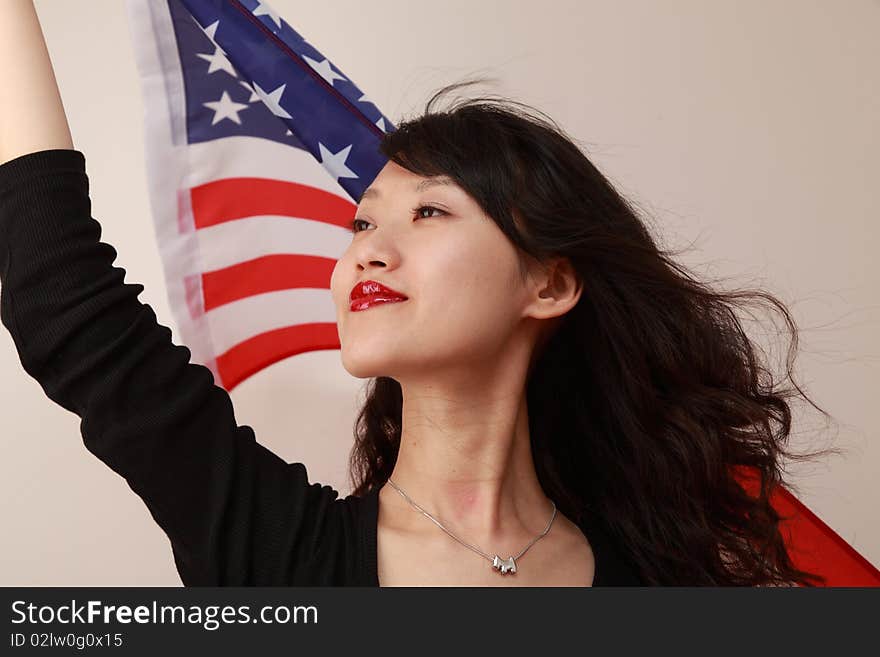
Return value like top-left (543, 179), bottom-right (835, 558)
top-left (125, 0), bottom-right (392, 391)
top-left (124, 0), bottom-right (879, 585)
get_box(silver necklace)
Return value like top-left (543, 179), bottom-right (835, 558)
top-left (386, 478), bottom-right (557, 575)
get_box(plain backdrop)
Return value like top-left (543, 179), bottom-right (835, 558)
top-left (0, 0), bottom-right (877, 585)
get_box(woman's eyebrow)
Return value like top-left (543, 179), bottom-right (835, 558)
top-left (358, 175), bottom-right (455, 203)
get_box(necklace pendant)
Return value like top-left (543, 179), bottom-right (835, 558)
top-left (492, 555), bottom-right (517, 574)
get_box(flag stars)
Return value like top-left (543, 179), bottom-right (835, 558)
top-left (252, 2), bottom-right (283, 29)
top-left (203, 90), bottom-right (249, 125)
top-left (318, 143), bottom-right (358, 182)
top-left (358, 93), bottom-right (387, 131)
top-left (192, 17), bottom-right (222, 47)
top-left (196, 47), bottom-right (237, 77)
top-left (238, 80), bottom-right (261, 103)
top-left (302, 55), bottom-right (347, 87)
top-left (191, 17), bottom-right (236, 76)
top-left (251, 81), bottom-right (293, 118)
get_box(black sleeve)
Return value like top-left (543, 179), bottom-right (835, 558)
top-left (0, 149), bottom-right (341, 586)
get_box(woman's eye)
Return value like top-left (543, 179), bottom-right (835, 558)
top-left (350, 205), bottom-right (446, 234)
top-left (414, 204), bottom-right (446, 219)
top-left (350, 218), bottom-right (371, 233)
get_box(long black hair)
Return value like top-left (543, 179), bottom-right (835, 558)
top-left (346, 78), bottom-right (841, 586)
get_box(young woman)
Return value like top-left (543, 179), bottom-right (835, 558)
top-left (1, 0), bottom-right (835, 586)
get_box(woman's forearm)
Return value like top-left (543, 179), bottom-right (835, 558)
top-left (0, 0), bottom-right (74, 165)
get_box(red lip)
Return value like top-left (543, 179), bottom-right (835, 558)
top-left (350, 279), bottom-right (408, 311)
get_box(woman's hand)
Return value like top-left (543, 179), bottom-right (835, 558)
top-left (0, 0), bottom-right (74, 165)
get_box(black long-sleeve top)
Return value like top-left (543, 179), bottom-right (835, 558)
top-left (0, 148), bottom-right (642, 586)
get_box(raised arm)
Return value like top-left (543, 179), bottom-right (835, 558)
top-left (0, 0), bottom-right (73, 163)
top-left (0, 3), bottom-right (346, 586)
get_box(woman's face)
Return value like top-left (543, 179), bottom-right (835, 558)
top-left (329, 160), bottom-right (533, 381)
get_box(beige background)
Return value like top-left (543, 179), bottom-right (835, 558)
top-left (0, 0), bottom-right (876, 585)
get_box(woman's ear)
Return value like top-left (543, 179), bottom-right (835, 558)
top-left (526, 256), bottom-right (582, 321)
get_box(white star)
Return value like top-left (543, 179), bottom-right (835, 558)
top-left (196, 46), bottom-right (237, 77)
top-left (318, 143), bottom-right (358, 182)
top-left (358, 92), bottom-right (375, 107)
top-left (192, 17), bottom-right (223, 50)
top-left (301, 55), bottom-right (347, 86)
top-left (203, 90), bottom-right (249, 126)
top-left (375, 117), bottom-right (388, 132)
top-left (238, 80), bottom-right (260, 102)
top-left (251, 81), bottom-right (292, 119)
top-left (252, 2), bottom-right (282, 29)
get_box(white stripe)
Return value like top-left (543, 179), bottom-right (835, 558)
top-left (196, 214), bottom-right (351, 273)
top-left (186, 137), bottom-right (353, 200)
top-left (205, 288), bottom-right (338, 356)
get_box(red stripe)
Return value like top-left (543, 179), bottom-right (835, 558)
top-left (216, 322), bottom-right (341, 392)
top-left (202, 253), bottom-right (337, 311)
top-left (186, 179), bottom-right (349, 394)
top-left (773, 486), bottom-right (880, 586)
top-left (733, 465), bottom-right (880, 586)
top-left (190, 177), bottom-right (355, 229)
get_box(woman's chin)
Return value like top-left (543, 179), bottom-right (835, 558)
top-left (340, 351), bottom-right (396, 380)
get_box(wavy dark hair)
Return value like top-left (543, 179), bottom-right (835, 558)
top-left (346, 78), bottom-right (841, 586)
